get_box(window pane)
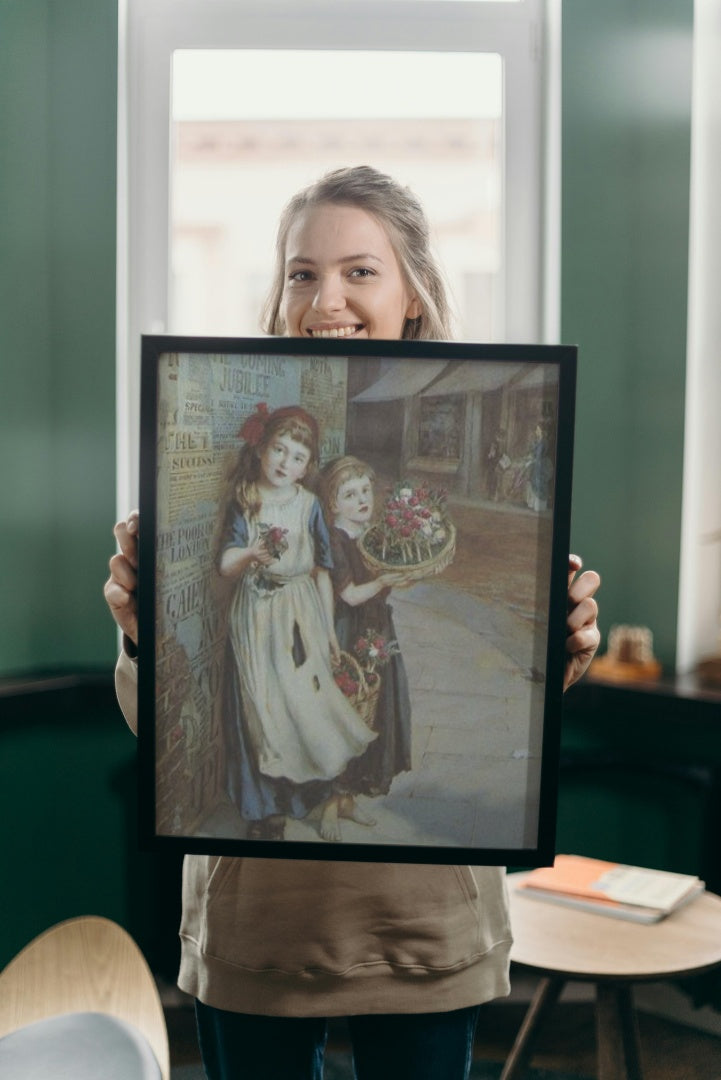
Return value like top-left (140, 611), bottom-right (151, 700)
top-left (170, 49), bottom-right (503, 340)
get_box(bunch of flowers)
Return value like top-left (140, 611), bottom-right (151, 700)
top-left (333, 629), bottom-right (398, 728)
top-left (257, 523), bottom-right (289, 561)
top-left (362, 482), bottom-right (452, 568)
top-left (352, 629), bottom-right (400, 674)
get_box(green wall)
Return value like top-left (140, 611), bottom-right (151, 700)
top-left (0, 1), bottom-right (693, 677)
top-left (562, 0), bottom-right (693, 669)
top-left (0, 0), bottom-right (118, 675)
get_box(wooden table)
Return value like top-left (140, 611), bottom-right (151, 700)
top-left (502, 873), bottom-right (721, 1080)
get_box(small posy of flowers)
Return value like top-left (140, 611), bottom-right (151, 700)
top-left (353, 629), bottom-right (400, 674)
top-left (363, 482), bottom-right (450, 567)
top-left (257, 523), bottom-right (289, 561)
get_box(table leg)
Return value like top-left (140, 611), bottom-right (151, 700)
top-left (499, 976), bottom-right (565, 1080)
top-left (596, 982), bottom-right (643, 1080)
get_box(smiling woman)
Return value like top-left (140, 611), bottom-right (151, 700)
top-left (263, 168), bottom-right (450, 342)
top-left (281, 205), bottom-right (421, 340)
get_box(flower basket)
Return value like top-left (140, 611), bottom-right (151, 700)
top-left (333, 650), bottom-right (381, 730)
top-left (356, 482), bottom-right (457, 583)
top-left (358, 520), bottom-right (457, 583)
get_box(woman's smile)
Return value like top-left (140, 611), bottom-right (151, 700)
top-left (307, 323), bottom-right (364, 339)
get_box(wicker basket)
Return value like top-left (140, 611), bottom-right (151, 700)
top-left (334, 651), bottom-right (381, 730)
top-left (358, 521), bottom-right (457, 583)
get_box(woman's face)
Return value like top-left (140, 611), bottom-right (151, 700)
top-left (333, 473), bottom-right (375, 527)
top-left (281, 203), bottom-right (421, 341)
top-left (258, 433), bottom-right (311, 490)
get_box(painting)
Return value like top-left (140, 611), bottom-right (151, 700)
top-left (137, 336), bottom-right (576, 864)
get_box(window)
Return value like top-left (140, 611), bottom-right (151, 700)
top-left (170, 49), bottom-right (503, 343)
top-left (118, 0), bottom-right (556, 509)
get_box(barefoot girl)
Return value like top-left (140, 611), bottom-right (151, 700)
top-left (217, 405), bottom-right (376, 839)
top-left (317, 455), bottom-right (412, 841)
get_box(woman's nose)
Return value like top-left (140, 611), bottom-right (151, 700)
top-left (312, 273), bottom-right (345, 314)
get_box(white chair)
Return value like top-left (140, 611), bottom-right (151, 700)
top-left (0, 915), bottom-right (170, 1079)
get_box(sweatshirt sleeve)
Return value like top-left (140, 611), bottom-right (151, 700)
top-left (115, 647), bottom-right (139, 736)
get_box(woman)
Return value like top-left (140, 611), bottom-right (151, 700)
top-left (105, 166), bottom-right (600, 1080)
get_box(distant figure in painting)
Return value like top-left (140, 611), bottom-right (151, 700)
top-left (216, 404), bottom-right (376, 840)
top-left (318, 455), bottom-right (413, 840)
top-left (526, 421), bottom-right (554, 512)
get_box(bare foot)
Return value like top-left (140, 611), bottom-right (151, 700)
top-left (319, 797), bottom-right (342, 842)
top-left (339, 796), bottom-right (376, 827)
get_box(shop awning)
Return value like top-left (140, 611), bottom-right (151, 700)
top-left (419, 361), bottom-right (526, 395)
top-left (351, 359), bottom-right (450, 402)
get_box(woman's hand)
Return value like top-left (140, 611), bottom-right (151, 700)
top-left (104, 510), bottom-right (139, 646)
top-left (564, 554), bottom-right (601, 691)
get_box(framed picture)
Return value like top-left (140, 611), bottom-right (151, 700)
top-left (138, 335), bottom-right (576, 865)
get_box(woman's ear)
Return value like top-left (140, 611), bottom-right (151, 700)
top-left (406, 296), bottom-right (423, 320)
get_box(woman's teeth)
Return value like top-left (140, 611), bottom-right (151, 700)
top-left (310, 325), bottom-right (359, 338)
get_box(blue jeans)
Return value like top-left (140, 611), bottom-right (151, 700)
top-left (195, 1000), bottom-right (481, 1080)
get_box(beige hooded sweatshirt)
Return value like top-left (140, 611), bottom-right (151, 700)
top-left (116, 651), bottom-right (512, 1016)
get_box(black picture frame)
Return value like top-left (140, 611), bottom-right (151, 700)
top-left (138, 335), bottom-right (576, 865)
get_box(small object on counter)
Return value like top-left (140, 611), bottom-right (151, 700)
top-left (590, 623), bottom-right (662, 682)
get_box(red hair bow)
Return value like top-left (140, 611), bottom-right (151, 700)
top-left (238, 403), bottom-right (270, 446)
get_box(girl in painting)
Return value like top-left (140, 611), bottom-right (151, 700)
top-left (217, 405), bottom-right (376, 840)
top-left (317, 455), bottom-right (412, 841)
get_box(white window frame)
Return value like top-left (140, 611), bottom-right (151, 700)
top-left (117, 0), bottom-right (558, 511)
top-left (676, 0), bottom-right (721, 675)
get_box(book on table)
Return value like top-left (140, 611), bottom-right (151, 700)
top-left (516, 854), bottom-right (705, 923)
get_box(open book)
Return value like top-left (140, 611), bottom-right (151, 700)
top-left (516, 854), bottom-right (705, 923)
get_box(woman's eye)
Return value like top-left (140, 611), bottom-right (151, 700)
top-left (288, 269), bottom-right (313, 283)
top-left (349, 267), bottom-right (374, 279)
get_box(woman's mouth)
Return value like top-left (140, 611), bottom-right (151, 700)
top-left (307, 324), bottom-right (363, 339)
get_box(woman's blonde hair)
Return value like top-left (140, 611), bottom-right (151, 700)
top-left (262, 165), bottom-right (454, 341)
